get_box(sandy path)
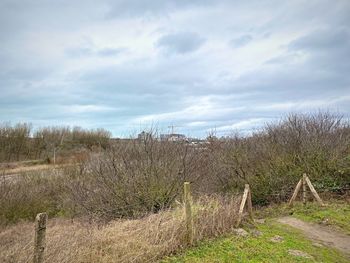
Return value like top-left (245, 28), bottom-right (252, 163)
top-left (278, 216), bottom-right (350, 257)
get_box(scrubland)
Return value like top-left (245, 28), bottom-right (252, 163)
top-left (0, 112), bottom-right (349, 262)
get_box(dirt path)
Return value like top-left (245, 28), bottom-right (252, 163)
top-left (278, 216), bottom-right (350, 257)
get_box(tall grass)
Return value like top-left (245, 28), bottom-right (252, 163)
top-left (0, 196), bottom-right (240, 263)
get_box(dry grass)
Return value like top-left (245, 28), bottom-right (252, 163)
top-left (0, 195), bottom-right (240, 263)
top-left (1, 164), bottom-right (54, 175)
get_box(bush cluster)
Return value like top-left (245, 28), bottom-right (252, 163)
top-left (1, 112), bottom-right (349, 224)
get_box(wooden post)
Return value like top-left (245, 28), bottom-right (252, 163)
top-left (184, 182), bottom-right (193, 245)
top-left (288, 179), bottom-right (302, 207)
top-left (302, 173), bottom-right (307, 205)
top-left (305, 176), bottom-right (325, 206)
top-left (236, 184), bottom-right (250, 227)
top-left (246, 185), bottom-right (253, 220)
top-left (53, 147), bottom-right (56, 165)
top-left (33, 213), bottom-right (47, 263)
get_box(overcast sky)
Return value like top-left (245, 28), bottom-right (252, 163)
top-left (1, 0), bottom-right (349, 137)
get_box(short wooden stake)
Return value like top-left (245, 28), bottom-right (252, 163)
top-left (33, 213), bottom-right (48, 263)
top-left (302, 173), bottom-right (307, 205)
top-left (236, 184), bottom-right (253, 227)
top-left (184, 182), bottom-right (193, 245)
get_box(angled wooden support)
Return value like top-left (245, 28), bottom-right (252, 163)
top-left (288, 173), bottom-right (325, 207)
top-left (288, 178), bottom-right (303, 207)
top-left (236, 184), bottom-right (253, 227)
top-left (304, 176), bottom-right (325, 206)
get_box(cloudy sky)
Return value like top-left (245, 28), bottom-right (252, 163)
top-left (1, 0), bottom-right (349, 137)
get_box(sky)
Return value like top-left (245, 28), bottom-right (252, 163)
top-left (0, 0), bottom-right (350, 138)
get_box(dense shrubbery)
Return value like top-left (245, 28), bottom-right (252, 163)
top-left (0, 172), bottom-right (66, 224)
top-left (67, 112), bottom-right (349, 216)
top-left (0, 123), bottom-right (111, 162)
top-left (65, 136), bottom-right (207, 220)
top-left (208, 113), bottom-right (350, 205)
top-left (0, 112), bottom-right (349, 225)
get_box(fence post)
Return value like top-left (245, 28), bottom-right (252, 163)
top-left (302, 173), bottom-right (307, 205)
top-left (246, 185), bottom-right (253, 220)
top-left (184, 182), bottom-right (193, 245)
top-left (33, 213), bottom-right (47, 263)
top-left (236, 184), bottom-right (250, 227)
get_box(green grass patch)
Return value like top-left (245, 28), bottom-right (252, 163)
top-left (162, 220), bottom-right (349, 263)
top-left (255, 200), bottom-right (350, 234)
top-left (290, 201), bottom-right (350, 235)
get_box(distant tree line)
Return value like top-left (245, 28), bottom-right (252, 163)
top-left (0, 123), bottom-right (111, 163)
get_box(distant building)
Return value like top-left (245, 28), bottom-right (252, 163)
top-left (160, 133), bottom-right (186, 142)
top-left (138, 131), bottom-right (152, 141)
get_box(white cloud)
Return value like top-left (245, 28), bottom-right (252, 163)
top-left (215, 118), bottom-right (268, 132)
top-left (62, 104), bottom-right (117, 114)
top-left (132, 96), bottom-right (245, 124)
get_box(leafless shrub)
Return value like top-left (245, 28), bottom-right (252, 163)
top-left (65, 134), bottom-right (207, 220)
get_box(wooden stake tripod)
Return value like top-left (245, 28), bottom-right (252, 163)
top-left (288, 173), bottom-right (325, 207)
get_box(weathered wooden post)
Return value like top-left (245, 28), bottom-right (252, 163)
top-left (184, 182), bottom-right (193, 245)
top-left (302, 173), bottom-right (307, 205)
top-left (236, 184), bottom-right (251, 227)
top-left (33, 213), bottom-right (48, 263)
top-left (246, 185), bottom-right (253, 220)
top-left (288, 178), bottom-right (302, 207)
top-left (305, 176), bottom-right (325, 206)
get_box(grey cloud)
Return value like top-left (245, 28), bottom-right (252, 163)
top-left (229, 34), bottom-right (253, 48)
top-left (288, 28), bottom-right (350, 51)
top-left (0, 0), bottom-right (105, 42)
top-left (286, 28), bottom-right (350, 73)
top-left (264, 53), bottom-right (302, 65)
top-left (65, 47), bottom-right (94, 58)
top-left (97, 47), bottom-right (127, 57)
top-left (156, 32), bottom-right (206, 54)
top-left (106, 0), bottom-right (215, 18)
top-left (1, 0), bottom-right (350, 137)
top-left (65, 46), bottom-right (127, 58)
